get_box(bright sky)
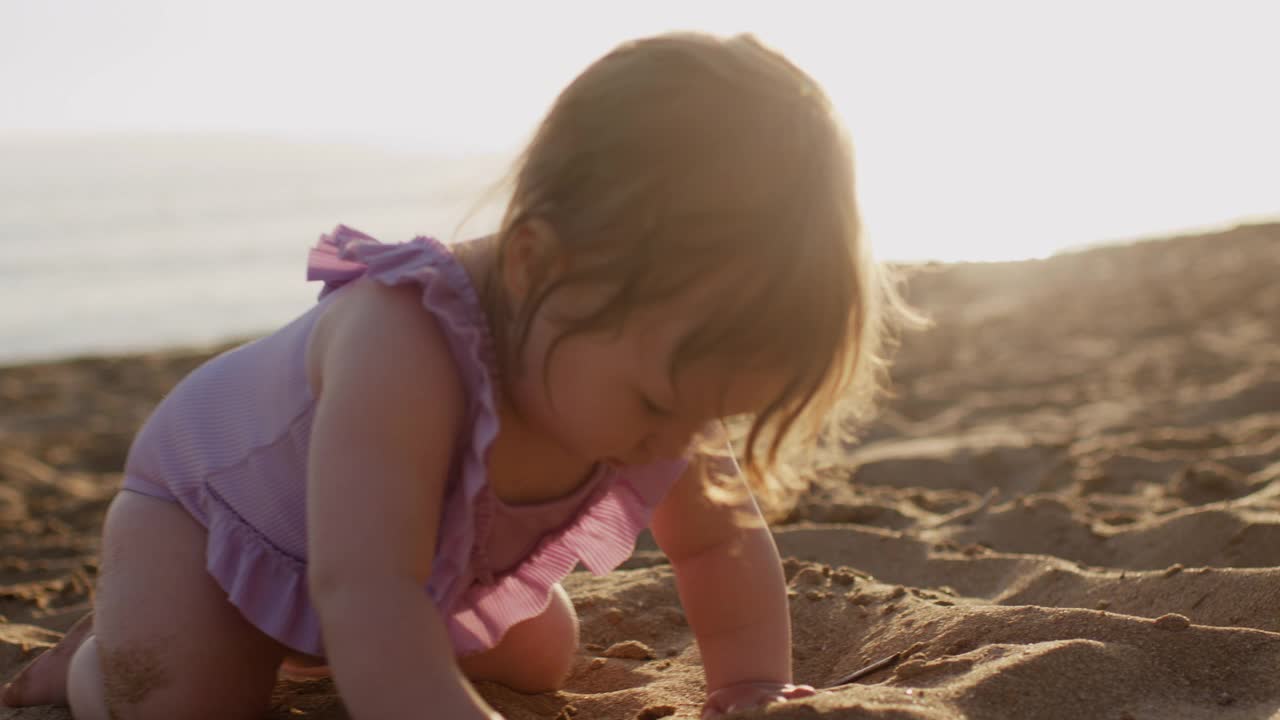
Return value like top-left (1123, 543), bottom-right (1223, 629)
top-left (2, 0), bottom-right (1277, 261)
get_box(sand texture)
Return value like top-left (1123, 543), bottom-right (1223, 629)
top-left (2, 223), bottom-right (1278, 718)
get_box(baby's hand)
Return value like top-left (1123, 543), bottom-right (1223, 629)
top-left (701, 681), bottom-right (817, 718)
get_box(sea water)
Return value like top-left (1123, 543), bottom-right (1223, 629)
top-left (0, 134), bottom-right (509, 365)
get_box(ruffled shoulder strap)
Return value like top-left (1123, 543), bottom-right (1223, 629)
top-left (306, 225), bottom-right (503, 613)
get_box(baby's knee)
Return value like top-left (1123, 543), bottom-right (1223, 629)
top-left (68, 636), bottom-right (110, 720)
top-left (531, 585), bottom-right (580, 687)
top-left (70, 635), bottom-right (179, 720)
top-left (506, 585), bottom-right (580, 692)
top-left (68, 635), bottom-right (271, 720)
top-left (543, 584), bottom-right (579, 640)
top-left (461, 584), bottom-right (580, 693)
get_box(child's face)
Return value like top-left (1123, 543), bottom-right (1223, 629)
top-left (508, 278), bottom-right (784, 468)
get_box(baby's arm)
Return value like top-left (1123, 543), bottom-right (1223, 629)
top-left (649, 450), bottom-right (809, 714)
top-left (306, 280), bottom-right (499, 720)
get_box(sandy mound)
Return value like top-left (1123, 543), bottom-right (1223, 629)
top-left (2, 222), bottom-right (1277, 718)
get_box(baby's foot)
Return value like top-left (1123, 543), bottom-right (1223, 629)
top-left (1, 611), bottom-right (93, 707)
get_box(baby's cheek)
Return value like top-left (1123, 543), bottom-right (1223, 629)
top-left (551, 390), bottom-right (611, 452)
top-left (578, 405), bottom-right (632, 451)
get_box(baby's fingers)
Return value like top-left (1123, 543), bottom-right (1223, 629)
top-left (701, 682), bottom-right (818, 718)
top-left (778, 683), bottom-right (817, 700)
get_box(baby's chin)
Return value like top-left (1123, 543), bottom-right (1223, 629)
top-left (602, 451), bottom-right (683, 468)
top-left (601, 454), bottom-right (652, 468)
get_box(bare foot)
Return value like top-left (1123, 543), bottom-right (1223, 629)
top-left (1, 611), bottom-right (93, 707)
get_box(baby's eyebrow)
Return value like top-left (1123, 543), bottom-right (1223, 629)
top-left (643, 363), bottom-right (682, 415)
top-left (656, 377), bottom-right (682, 413)
top-left (661, 374), bottom-right (739, 421)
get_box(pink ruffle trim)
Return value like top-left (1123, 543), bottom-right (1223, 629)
top-left (204, 488), bottom-right (324, 654)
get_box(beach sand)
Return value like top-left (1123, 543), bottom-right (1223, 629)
top-left (2, 222), bottom-right (1277, 719)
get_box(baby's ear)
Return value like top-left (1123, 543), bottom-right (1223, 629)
top-left (502, 218), bottom-right (565, 302)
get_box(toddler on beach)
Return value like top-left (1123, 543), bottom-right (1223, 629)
top-left (2, 32), bottom-right (905, 719)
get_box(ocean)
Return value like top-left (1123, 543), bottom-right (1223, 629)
top-left (0, 134), bottom-right (510, 365)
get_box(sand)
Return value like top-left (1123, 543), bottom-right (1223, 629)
top-left (1, 222), bottom-right (1277, 719)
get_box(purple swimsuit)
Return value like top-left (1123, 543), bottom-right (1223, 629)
top-left (121, 225), bottom-right (686, 657)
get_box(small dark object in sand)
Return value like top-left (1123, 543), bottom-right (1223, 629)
top-left (828, 651), bottom-right (903, 686)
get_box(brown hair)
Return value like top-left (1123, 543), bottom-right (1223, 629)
top-left (481, 32), bottom-right (917, 508)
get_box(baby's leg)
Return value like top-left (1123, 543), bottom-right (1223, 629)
top-left (67, 491), bottom-right (290, 720)
top-left (457, 584), bottom-right (580, 693)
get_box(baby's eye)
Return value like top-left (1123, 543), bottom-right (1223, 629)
top-left (641, 394), bottom-right (672, 417)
